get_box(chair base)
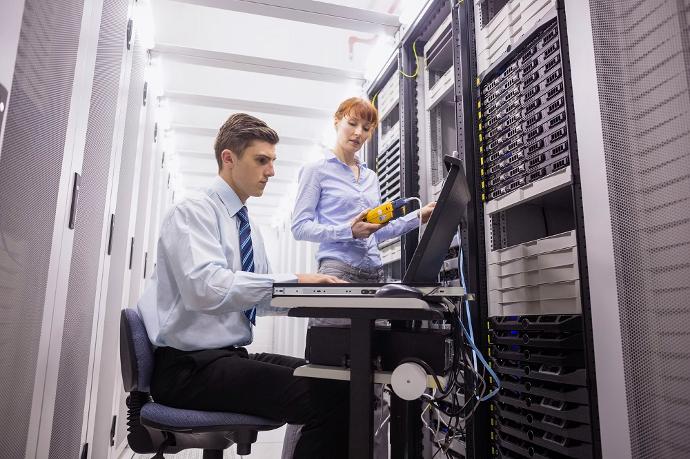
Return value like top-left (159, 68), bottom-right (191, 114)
top-left (231, 430), bottom-right (258, 455)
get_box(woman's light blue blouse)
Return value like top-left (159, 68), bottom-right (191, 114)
top-left (291, 150), bottom-right (419, 269)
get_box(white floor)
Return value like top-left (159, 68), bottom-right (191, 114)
top-left (128, 425), bottom-right (287, 459)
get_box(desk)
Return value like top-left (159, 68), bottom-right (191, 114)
top-left (271, 296), bottom-right (447, 459)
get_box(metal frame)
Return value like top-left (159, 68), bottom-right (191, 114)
top-left (563, 0), bottom-right (631, 456)
top-left (556, 1), bottom-right (602, 456)
top-left (366, 55), bottom-right (401, 269)
top-left (399, 49), bottom-right (419, 273)
top-left (452, 1), bottom-right (491, 458)
top-left (287, 302), bottom-right (445, 459)
top-left (399, 0), bottom-right (452, 273)
top-left (366, 58), bottom-right (398, 171)
top-left (395, 2), bottom-right (455, 457)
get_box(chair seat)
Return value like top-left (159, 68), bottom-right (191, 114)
top-left (141, 402), bottom-right (284, 433)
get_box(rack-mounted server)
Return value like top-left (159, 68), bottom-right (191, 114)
top-left (478, 19), bottom-right (570, 202)
top-left (488, 315), bottom-right (593, 458)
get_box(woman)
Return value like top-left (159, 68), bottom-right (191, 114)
top-left (292, 96), bottom-right (435, 291)
top-left (287, 97), bottom-right (435, 458)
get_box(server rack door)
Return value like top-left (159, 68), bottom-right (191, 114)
top-left (128, 80), bottom-right (160, 309)
top-left (571, 0), bottom-right (690, 457)
top-left (47, 0), bottom-right (132, 457)
top-left (143, 144), bottom-right (166, 287)
top-left (0, 0), bottom-right (105, 457)
top-left (81, 3), bottom-right (138, 457)
top-left (89, 35), bottom-right (148, 459)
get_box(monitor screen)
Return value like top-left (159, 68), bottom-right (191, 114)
top-left (403, 155), bottom-right (471, 284)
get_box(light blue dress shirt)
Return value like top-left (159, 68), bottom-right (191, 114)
top-left (291, 150), bottom-right (420, 270)
top-left (138, 176), bottom-right (297, 351)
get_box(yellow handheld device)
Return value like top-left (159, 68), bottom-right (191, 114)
top-left (366, 198), bottom-right (413, 224)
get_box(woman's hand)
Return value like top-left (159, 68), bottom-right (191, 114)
top-left (350, 209), bottom-right (384, 239)
top-left (420, 201), bottom-right (436, 224)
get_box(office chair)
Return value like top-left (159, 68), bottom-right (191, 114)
top-left (120, 308), bottom-right (284, 458)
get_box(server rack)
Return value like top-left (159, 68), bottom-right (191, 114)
top-left (368, 59), bottom-right (404, 282)
top-left (472, 2), bottom-right (601, 458)
top-left (403, 1), bottom-right (477, 457)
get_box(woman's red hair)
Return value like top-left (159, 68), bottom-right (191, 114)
top-left (334, 97), bottom-right (379, 127)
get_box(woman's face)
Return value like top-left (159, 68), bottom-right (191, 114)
top-left (334, 114), bottom-right (373, 155)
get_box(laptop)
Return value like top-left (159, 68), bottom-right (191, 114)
top-left (273, 154), bottom-right (471, 298)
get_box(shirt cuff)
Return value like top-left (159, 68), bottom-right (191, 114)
top-left (260, 273), bottom-right (299, 316)
top-left (401, 209), bottom-right (420, 222)
top-left (273, 273), bottom-right (299, 284)
top-left (333, 222), bottom-right (354, 240)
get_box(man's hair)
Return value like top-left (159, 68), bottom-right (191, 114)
top-left (214, 113), bottom-right (279, 170)
top-left (334, 97), bottom-right (379, 127)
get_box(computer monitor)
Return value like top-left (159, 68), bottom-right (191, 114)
top-left (403, 155), bottom-right (471, 284)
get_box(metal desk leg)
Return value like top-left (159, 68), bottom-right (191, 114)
top-left (349, 318), bottom-right (374, 458)
top-left (390, 319), bottom-right (424, 458)
top-left (391, 395), bottom-right (423, 458)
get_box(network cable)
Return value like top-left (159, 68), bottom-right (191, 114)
top-left (453, 243), bottom-right (501, 401)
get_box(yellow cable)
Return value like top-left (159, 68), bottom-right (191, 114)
top-left (371, 92), bottom-right (379, 107)
top-left (400, 41), bottom-right (420, 79)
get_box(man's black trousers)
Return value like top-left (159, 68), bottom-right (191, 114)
top-left (151, 346), bottom-right (350, 458)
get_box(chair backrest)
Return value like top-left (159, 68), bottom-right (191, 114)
top-left (120, 308), bottom-right (155, 393)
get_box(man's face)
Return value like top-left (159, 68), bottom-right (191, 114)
top-left (222, 140), bottom-right (276, 202)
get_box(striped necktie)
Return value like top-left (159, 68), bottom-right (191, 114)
top-left (236, 206), bottom-right (256, 325)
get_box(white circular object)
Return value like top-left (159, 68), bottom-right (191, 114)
top-left (391, 362), bottom-right (427, 401)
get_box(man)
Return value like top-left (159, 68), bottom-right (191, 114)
top-left (138, 113), bottom-right (349, 458)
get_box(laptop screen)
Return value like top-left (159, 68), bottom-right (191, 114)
top-left (403, 155), bottom-right (471, 284)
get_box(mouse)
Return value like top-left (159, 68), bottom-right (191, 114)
top-left (375, 283), bottom-right (423, 298)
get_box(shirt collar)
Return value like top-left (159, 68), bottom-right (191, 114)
top-left (209, 176), bottom-right (244, 217)
top-left (324, 149), bottom-right (368, 170)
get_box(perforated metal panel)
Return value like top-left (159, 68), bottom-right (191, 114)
top-left (47, 0), bottom-right (129, 457)
top-left (115, 37), bottom-right (148, 450)
top-left (589, 1), bottom-right (690, 457)
top-left (0, 0), bottom-right (85, 456)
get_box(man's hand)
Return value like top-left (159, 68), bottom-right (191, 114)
top-left (297, 273), bottom-right (347, 284)
top-left (351, 209), bottom-right (384, 239)
top-left (420, 201), bottom-right (436, 224)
